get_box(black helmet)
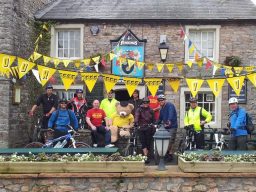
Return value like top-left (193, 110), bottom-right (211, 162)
top-left (76, 89), bottom-right (83, 93)
top-left (45, 84), bottom-right (53, 90)
top-left (189, 97), bottom-right (198, 103)
top-left (157, 94), bottom-right (166, 100)
top-left (142, 97), bottom-right (150, 103)
top-left (59, 98), bottom-right (68, 104)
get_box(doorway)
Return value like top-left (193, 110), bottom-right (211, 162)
top-left (115, 89), bottom-right (131, 101)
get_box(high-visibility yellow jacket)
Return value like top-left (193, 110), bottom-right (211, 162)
top-left (184, 106), bottom-right (212, 132)
top-left (100, 98), bottom-right (118, 118)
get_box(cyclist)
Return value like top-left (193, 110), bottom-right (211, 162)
top-left (67, 89), bottom-right (89, 128)
top-left (29, 84), bottom-right (58, 130)
top-left (129, 89), bottom-right (143, 116)
top-left (228, 97), bottom-right (248, 150)
top-left (134, 97), bottom-right (155, 164)
top-left (148, 94), bottom-right (160, 121)
top-left (184, 97), bottom-right (212, 149)
top-left (48, 98), bottom-right (78, 139)
top-left (158, 94), bottom-right (178, 162)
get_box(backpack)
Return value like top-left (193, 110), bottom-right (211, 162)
top-left (246, 113), bottom-right (254, 134)
top-left (53, 110), bottom-right (73, 128)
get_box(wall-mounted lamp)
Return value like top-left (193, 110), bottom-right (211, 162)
top-left (158, 41), bottom-right (169, 63)
top-left (13, 85), bottom-right (21, 105)
top-left (90, 26), bottom-right (100, 36)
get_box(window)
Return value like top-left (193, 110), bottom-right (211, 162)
top-left (180, 87), bottom-right (222, 128)
top-left (53, 85), bottom-right (83, 100)
top-left (185, 25), bottom-right (220, 62)
top-left (51, 24), bottom-right (84, 59)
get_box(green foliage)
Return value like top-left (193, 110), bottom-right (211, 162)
top-left (224, 56), bottom-right (242, 67)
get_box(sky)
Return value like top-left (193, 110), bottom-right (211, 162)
top-left (251, 0), bottom-right (256, 5)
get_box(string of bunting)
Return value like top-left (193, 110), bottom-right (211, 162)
top-left (1, 53), bottom-right (256, 97)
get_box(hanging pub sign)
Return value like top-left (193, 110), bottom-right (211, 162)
top-left (111, 30), bottom-right (146, 78)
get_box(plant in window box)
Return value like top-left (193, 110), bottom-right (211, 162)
top-left (224, 56), bottom-right (242, 77)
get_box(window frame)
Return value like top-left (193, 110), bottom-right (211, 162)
top-left (53, 85), bottom-right (84, 100)
top-left (185, 25), bottom-right (220, 62)
top-left (180, 87), bottom-right (222, 128)
top-left (51, 24), bottom-right (84, 60)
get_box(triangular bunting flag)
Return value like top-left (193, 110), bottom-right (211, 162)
top-left (195, 52), bottom-right (200, 62)
top-left (127, 59), bottom-right (135, 69)
top-left (144, 78), bottom-right (162, 96)
top-left (180, 26), bottom-right (185, 39)
top-left (177, 63), bottom-right (183, 72)
top-left (109, 53), bottom-right (116, 61)
top-left (136, 61), bottom-right (145, 70)
top-left (94, 63), bottom-right (99, 72)
top-left (81, 73), bottom-right (100, 92)
top-left (43, 56), bottom-right (51, 65)
top-left (123, 77), bottom-right (141, 96)
top-left (213, 63), bottom-right (221, 76)
top-left (83, 59), bottom-right (91, 66)
top-left (166, 64), bottom-right (174, 73)
top-left (9, 66), bottom-right (19, 79)
top-left (224, 66), bottom-right (234, 77)
top-left (32, 69), bottom-right (42, 84)
top-left (92, 56), bottom-right (100, 64)
top-left (102, 74), bottom-right (120, 93)
top-left (74, 61), bottom-right (80, 68)
top-left (147, 63), bottom-right (154, 71)
top-left (234, 67), bottom-right (243, 75)
top-left (53, 58), bottom-right (60, 68)
top-left (206, 60), bottom-right (212, 70)
top-left (244, 66), bottom-right (255, 73)
top-left (227, 76), bottom-right (245, 96)
top-left (189, 44), bottom-right (195, 55)
top-left (37, 65), bottom-right (56, 86)
top-left (119, 57), bottom-right (126, 65)
top-left (32, 52), bottom-right (42, 61)
top-left (168, 79), bottom-right (180, 93)
top-left (186, 61), bottom-right (193, 68)
top-left (247, 73), bottom-right (256, 87)
top-left (58, 70), bottom-right (78, 90)
top-left (42, 24), bottom-right (48, 31)
top-left (17, 58), bottom-right (36, 79)
top-left (156, 63), bottom-right (164, 72)
top-left (61, 60), bottom-right (70, 67)
top-left (197, 59), bottom-right (203, 68)
top-left (186, 78), bottom-right (204, 97)
top-left (0, 54), bottom-right (16, 76)
top-left (206, 79), bottom-right (225, 97)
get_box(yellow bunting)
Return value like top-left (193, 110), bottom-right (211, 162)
top-left (83, 59), bottom-right (91, 66)
top-left (234, 67), bottom-right (243, 75)
top-left (32, 52), bottom-right (42, 61)
top-left (189, 44), bottom-right (195, 55)
top-left (144, 78), bottom-right (162, 96)
top-left (156, 63), bottom-right (164, 72)
top-left (206, 79), bottom-right (225, 97)
top-left (224, 66), bottom-right (233, 77)
top-left (123, 77), bottom-right (141, 97)
top-left (0, 54), bottom-right (16, 77)
top-left (166, 64), bottom-right (174, 73)
top-left (109, 53), bottom-right (116, 61)
top-left (177, 63), bottom-right (183, 72)
top-left (102, 74), bottom-right (120, 93)
top-left (244, 66), bottom-right (255, 73)
top-left (9, 66), bottom-right (19, 78)
top-left (17, 58), bottom-right (36, 79)
top-left (136, 61), bottom-right (145, 70)
top-left (247, 73), bottom-right (256, 87)
top-left (186, 60), bottom-right (193, 68)
top-left (186, 78), bottom-right (204, 97)
top-left (62, 60), bottom-right (71, 67)
top-left (81, 73), bottom-right (100, 92)
top-left (53, 58), bottom-right (60, 68)
top-left (92, 56), bottom-right (100, 64)
top-left (58, 70), bottom-right (78, 90)
top-left (127, 59), bottom-right (135, 69)
top-left (197, 59), bottom-right (203, 68)
top-left (168, 79), bottom-right (180, 93)
top-left (119, 57), bottom-right (126, 65)
top-left (74, 61), bottom-right (80, 68)
top-left (147, 63), bottom-right (154, 71)
top-left (227, 76), bottom-right (245, 96)
top-left (43, 56), bottom-right (51, 65)
top-left (37, 65), bottom-right (56, 86)
top-left (42, 24), bottom-right (48, 31)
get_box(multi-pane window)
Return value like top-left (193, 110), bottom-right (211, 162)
top-left (57, 30), bottom-right (81, 58)
top-left (184, 92), bottom-right (215, 122)
top-left (55, 89), bottom-right (76, 100)
top-left (189, 30), bottom-right (215, 60)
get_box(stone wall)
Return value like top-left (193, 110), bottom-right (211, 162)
top-left (0, 176), bottom-right (255, 192)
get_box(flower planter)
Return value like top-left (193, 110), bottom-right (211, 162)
top-left (178, 157), bottom-right (256, 173)
top-left (0, 161), bottom-right (145, 174)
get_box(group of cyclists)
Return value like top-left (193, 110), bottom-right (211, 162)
top-left (29, 84), bottom-right (252, 164)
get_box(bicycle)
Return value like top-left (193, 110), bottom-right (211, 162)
top-left (25, 126), bottom-right (90, 148)
top-left (123, 126), bottom-right (140, 156)
top-left (208, 127), bottom-right (229, 151)
top-left (178, 125), bottom-right (197, 153)
top-left (31, 115), bottom-right (51, 143)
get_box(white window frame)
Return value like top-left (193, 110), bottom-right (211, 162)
top-left (180, 87), bottom-right (222, 128)
top-left (185, 25), bottom-right (220, 62)
top-left (51, 24), bottom-right (84, 59)
top-left (53, 85), bottom-right (84, 100)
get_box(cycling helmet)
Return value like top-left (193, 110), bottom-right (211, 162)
top-left (189, 97), bottom-right (198, 103)
top-left (157, 94), bottom-right (166, 100)
top-left (76, 89), bottom-right (83, 93)
top-left (142, 97), bottom-right (150, 103)
top-left (59, 98), bottom-right (68, 104)
top-left (229, 97), bottom-right (238, 104)
top-left (45, 84), bottom-right (53, 90)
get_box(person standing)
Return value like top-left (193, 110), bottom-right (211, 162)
top-left (148, 94), bottom-right (160, 121)
top-left (129, 89), bottom-right (142, 116)
top-left (184, 97), bottom-right (212, 149)
top-left (157, 94), bottom-right (178, 161)
top-left (228, 97), bottom-right (248, 150)
top-left (29, 84), bottom-right (58, 129)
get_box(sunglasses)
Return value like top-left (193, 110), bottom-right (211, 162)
top-left (158, 99), bottom-right (165, 101)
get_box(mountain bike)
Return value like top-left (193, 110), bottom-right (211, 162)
top-left (123, 126), bottom-right (140, 156)
top-left (178, 125), bottom-right (196, 153)
top-left (25, 126), bottom-right (90, 148)
top-left (208, 127), bottom-right (229, 151)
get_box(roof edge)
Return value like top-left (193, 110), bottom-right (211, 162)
top-left (34, 0), bottom-right (63, 19)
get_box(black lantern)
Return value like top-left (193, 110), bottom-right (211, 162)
top-left (153, 124), bottom-right (171, 171)
top-left (158, 42), bottom-right (169, 62)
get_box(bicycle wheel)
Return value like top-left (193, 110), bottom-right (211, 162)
top-left (32, 126), bottom-right (40, 142)
top-left (124, 144), bottom-right (135, 156)
top-left (25, 142), bottom-right (44, 148)
top-left (69, 142), bottom-right (90, 148)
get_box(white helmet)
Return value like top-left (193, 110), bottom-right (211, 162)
top-left (229, 97), bottom-right (238, 104)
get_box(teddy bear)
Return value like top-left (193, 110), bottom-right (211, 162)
top-left (109, 101), bottom-right (134, 143)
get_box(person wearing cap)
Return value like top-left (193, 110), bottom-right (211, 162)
top-left (228, 97), bottom-right (248, 150)
top-left (134, 97), bottom-right (155, 164)
top-left (48, 98), bottom-right (78, 139)
top-left (129, 89), bottom-right (143, 116)
top-left (184, 97), bottom-right (212, 149)
top-left (67, 89), bottom-right (89, 129)
top-left (158, 94), bottom-right (178, 161)
top-left (29, 84), bottom-right (58, 130)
